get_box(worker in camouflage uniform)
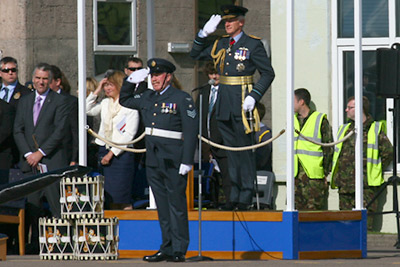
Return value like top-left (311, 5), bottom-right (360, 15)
top-left (331, 96), bottom-right (393, 229)
top-left (294, 88), bottom-right (333, 210)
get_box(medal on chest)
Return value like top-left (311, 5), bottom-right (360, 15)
top-left (236, 63), bottom-right (245, 72)
top-left (234, 47), bottom-right (250, 61)
top-left (161, 102), bottom-right (177, 114)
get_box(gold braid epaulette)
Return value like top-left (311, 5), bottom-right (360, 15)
top-left (210, 38), bottom-right (226, 74)
top-left (248, 34), bottom-right (261, 40)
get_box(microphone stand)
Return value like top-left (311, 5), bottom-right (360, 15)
top-left (188, 84), bottom-right (213, 262)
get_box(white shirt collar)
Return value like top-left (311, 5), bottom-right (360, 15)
top-left (35, 88), bottom-right (50, 99)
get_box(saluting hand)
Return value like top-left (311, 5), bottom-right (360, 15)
top-left (93, 78), bottom-right (107, 96)
top-left (127, 68), bottom-right (149, 84)
top-left (201, 14), bottom-right (222, 38)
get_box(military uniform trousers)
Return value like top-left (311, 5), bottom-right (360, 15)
top-left (217, 115), bottom-right (256, 205)
top-left (147, 159), bottom-right (189, 255)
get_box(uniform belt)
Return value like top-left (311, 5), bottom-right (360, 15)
top-left (219, 75), bottom-right (253, 85)
top-left (145, 127), bottom-right (183, 140)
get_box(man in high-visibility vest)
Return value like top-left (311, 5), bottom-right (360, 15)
top-left (294, 88), bottom-right (333, 210)
top-left (331, 96), bottom-right (393, 229)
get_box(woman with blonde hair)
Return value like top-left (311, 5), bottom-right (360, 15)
top-left (86, 70), bottom-right (139, 210)
top-left (86, 77), bottom-right (98, 96)
top-left (85, 77), bottom-right (101, 170)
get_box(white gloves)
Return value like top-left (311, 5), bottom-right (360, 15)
top-left (243, 96), bottom-right (256, 111)
top-left (200, 14), bottom-right (222, 38)
top-left (127, 68), bottom-right (149, 84)
top-left (179, 164), bottom-right (192, 175)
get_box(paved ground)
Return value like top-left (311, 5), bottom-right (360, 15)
top-left (1, 250), bottom-right (400, 267)
top-left (2, 234), bottom-right (400, 266)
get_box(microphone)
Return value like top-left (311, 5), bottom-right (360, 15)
top-left (191, 79), bottom-right (216, 91)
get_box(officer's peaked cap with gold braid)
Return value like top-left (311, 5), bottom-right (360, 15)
top-left (147, 58), bottom-right (176, 74)
top-left (221, 5), bottom-right (248, 20)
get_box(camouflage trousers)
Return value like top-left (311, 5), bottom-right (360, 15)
top-left (295, 171), bottom-right (328, 211)
top-left (339, 186), bottom-right (380, 230)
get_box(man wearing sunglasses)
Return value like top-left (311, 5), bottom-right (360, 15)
top-left (0, 57), bottom-right (31, 180)
top-left (123, 56), bottom-right (148, 199)
top-left (123, 56), bottom-right (148, 94)
top-left (0, 57), bottom-right (31, 109)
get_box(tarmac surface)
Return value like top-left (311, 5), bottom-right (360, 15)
top-left (2, 250), bottom-right (400, 267)
top-left (2, 234), bottom-right (400, 266)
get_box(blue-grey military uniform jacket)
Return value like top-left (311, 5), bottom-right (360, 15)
top-left (119, 80), bottom-right (198, 168)
top-left (190, 32), bottom-right (275, 120)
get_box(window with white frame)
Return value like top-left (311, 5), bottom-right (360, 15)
top-left (93, 0), bottom-right (137, 76)
top-left (333, 0), bottom-right (399, 163)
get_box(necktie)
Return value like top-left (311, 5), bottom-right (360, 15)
top-left (229, 38), bottom-right (235, 46)
top-left (33, 96), bottom-right (42, 125)
top-left (2, 87), bottom-right (9, 102)
top-left (208, 86), bottom-right (217, 115)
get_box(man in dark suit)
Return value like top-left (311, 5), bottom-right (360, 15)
top-left (0, 57), bottom-right (32, 110)
top-left (0, 57), bottom-right (32, 171)
top-left (120, 58), bottom-right (198, 262)
top-left (195, 62), bottom-right (231, 207)
top-left (190, 5), bottom-right (275, 210)
top-left (49, 65), bottom-right (78, 165)
top-left (124, 57), bottom-right (149, 200)
top-left (0, 99), bottom-right (14, 184)
top-left (14, 63), bottom-right (69, 253)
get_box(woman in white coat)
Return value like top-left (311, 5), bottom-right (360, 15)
top-left (87, 70), bottom-right (139, 210)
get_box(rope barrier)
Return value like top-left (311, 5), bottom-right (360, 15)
top-left (86, 127), bottom-right (146, 153)
top-left (294, 129), bottom-right (355, 147)
top-left (86, 125), bottom-right (286, 153)
top-left (200, 129), bottom-right (286, 152)
top-left (87, 124), bottom-right (350, 153)
top-left (110, 131), bottom-right (145, 145)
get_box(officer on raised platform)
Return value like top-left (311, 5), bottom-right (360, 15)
top-left (190, 5), bottom-right (275, 210)
top-left (119, 58), bottom-right (198, 262)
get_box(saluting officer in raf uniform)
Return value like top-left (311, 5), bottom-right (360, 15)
top-left (119, 58), bottom-right (198, 263)
top-left (190, 5), bottom-right (275, 210)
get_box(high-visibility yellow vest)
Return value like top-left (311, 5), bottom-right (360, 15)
top-left (367, 121), bottom-right (384, 186)
top-left (294, 112), bottom-right (326, 178)
top-left (331, 121), bottom-right (384, 189)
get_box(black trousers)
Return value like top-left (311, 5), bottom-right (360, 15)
top-left (147, 159), bottom-right (189, 255)
top-left (218, 116), bottom-right (256, 205)
top-left (210, 151), bottom-right (231, 204)
top-left (25, 173), bottom-right (61, 250)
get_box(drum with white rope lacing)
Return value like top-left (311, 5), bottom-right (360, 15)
top-left (74, 217), bottom-right (119, 260)
top-left (59, 175), bottom-right (104, 219)
top-left (39, 217), bottom-right (74, 260)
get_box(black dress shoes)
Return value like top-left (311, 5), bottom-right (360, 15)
top-left (143, 250), bottom-right (172, 262)
top-left (167, 253), bottom-right (186, 262)
top-left (218, 202), bottom-right (236, 211)
top-left (236, 203), bottom-right (252, 211)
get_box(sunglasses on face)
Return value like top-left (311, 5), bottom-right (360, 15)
top-left (127, 67), bottom-right (143, 71)
top-left (1, 68), bottom-right (17, 73)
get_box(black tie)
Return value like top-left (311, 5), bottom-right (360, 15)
top-left (2, 87), bottom-right (9, 102)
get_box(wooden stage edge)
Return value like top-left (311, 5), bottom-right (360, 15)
top-left (119, 250), bottom-right (283, 260)
top-left (105, 209), bottom-right (362, 222)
